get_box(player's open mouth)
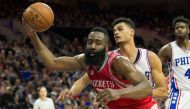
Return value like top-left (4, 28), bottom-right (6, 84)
top-left (89, 53), bottom-right (95, 56)
top-left (114, 36), bottom-right (120, 41)
top-left (89, 52), bottom-right (95, 56)
top-left (176, 33), bottom-right (183, 35)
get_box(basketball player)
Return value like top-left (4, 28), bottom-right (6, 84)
top-left (112, 17), bottom-right (168, 99)
top-left (23, 18), bottom-right (155, 108)
top-left (158, 16), bottom-right (190, 109)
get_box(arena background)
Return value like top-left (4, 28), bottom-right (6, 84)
top-left (0, 0), bottom-right (190, 109)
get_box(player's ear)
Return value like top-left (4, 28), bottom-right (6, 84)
top-left (130, 29), bottom-right (135, 37)
top-left (106, 44), bottom-right (109, 51)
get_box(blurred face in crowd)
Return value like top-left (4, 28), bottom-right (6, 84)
top-left (175, 22), bottom-right (190, 41)
top-left (39, 87), bottom-right (47, 100)
top-left (85, 31), bottom-right (108, 66)
top-left (15, 79), bottom-right (20, 86)
top-left (5, 86), bottom-right (12, 94)
top-left (113, 22), bottom-right (134, 45)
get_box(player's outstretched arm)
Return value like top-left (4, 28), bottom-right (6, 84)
top-left (57, 73), bottom-right (90, 102)
top-left (30, 33), bottom-right (84, 71)
top-left (22, 17), bottom-right (84, 71)
top-left (148, 51), bottom-right (168, 99)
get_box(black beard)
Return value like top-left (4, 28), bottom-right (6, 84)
top-left (84, 48), bottom-right (106, 67)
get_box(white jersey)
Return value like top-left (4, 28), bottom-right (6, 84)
top-left (33, 97), bottom-right (55, 109)
top-left (170, 41), bottom-right (190, 90)
top-left (114, 48), bottom-right (153, 86)
top-left (165, 41), bottom-right (190, 109)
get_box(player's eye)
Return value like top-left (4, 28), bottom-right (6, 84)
top-left (96, 41), bottom-right (102, 45)
top-left (87, 40), bottom-right (93, 45)
top-left (118, 28), bottom-right (123, 31)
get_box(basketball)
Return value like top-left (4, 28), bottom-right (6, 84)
top-left (23, 2), bottom-right (54, 32)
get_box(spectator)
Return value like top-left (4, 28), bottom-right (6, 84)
top-left (33, 86), bottom-right (55, 109)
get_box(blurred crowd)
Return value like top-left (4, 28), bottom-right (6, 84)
top-left (1, 0), bottom-right (189, 40)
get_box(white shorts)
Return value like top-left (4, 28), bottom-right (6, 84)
top-left (165, 89), bottom-right (190, 109)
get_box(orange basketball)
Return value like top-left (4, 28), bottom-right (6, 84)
top-left (23, 2), bottom-right (54, 32)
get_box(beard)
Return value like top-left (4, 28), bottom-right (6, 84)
top-left (176, 34), bottom-right (185, 39)
top-left (84, 48), bottom-right (106, 66)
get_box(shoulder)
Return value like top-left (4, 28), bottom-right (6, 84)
top-left (111, 55), bottom-right (134, 77)
top-left (148, 51), bottom-right (158, 59)
top-left (159, 43), bottom-right (172, 53)
top-left (148, 51), bottom-right (160, 62)
top-left (112, 55), bottom-right (130, 66)
top-left (158, 43), bottom-right (172, 60)
top-left (46, 97), bottom-right (53, 102)
top-left (148, 51), bottom-right (162, 68)
top-left (34, 99), bottom-right (40, 105)
top-left (107, 50), bottom-right (122, 62)
top-left (138, 47), bottom-right (157, 59)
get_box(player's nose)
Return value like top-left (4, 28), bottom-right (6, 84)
top-left (89, 43), bottom-right (96, 51)
top-left (114, 31), bottom-right (119, 36)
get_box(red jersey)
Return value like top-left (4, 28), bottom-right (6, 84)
top-left (86, 51), bottom-right (157, 109)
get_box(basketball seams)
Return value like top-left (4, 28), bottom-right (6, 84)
top-left (29, 6), bottom-right (50, 27)
top-left (24, 11), bottom-right (40, 30)
top-left (40, 3), bottom-right (54, 25)
top-left (26, 15), bottom-right (43, 30)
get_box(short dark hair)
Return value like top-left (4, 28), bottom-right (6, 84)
top-left (172, 16), bottom-right (190, 28)
top-left (38, 86), bottom-right (47, 92)
top-left (91, 27), bottom-right (110, 43)
top-left (112, 17), bottom-right (135, 29)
